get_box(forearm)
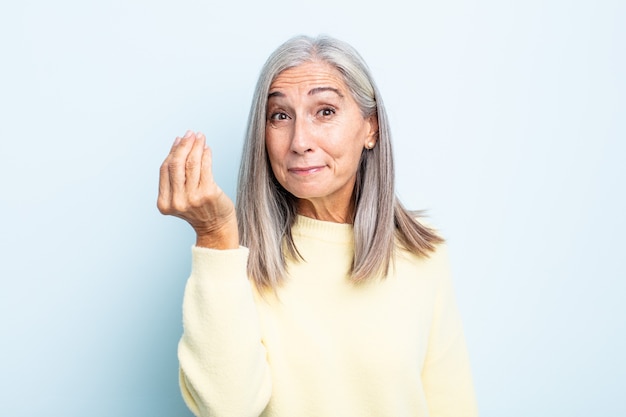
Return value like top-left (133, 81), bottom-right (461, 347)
top-left (179, 246), bottom-right (272, 417)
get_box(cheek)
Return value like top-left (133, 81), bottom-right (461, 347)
top-left (337, 126), bottom-right (367, 163)
top-left (346, 150), bottom-right (364, 177)
top-left (264, 140), bottom-right (285, 177)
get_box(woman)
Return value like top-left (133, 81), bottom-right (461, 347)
top-left (158, 35), bottom-right (477, 417)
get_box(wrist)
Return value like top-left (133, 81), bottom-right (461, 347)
top-left (194, 221), bottom-right (239, 249)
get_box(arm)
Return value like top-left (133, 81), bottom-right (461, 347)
top-left (158, 131), bottom-right (272, 416)
top-left (178, 246), bottom-right (271, 417)
top-left (422, 246), bottom-right (478, 417)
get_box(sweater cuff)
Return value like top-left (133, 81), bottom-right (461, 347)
top-left (190, 245), bottom-right (250, 280)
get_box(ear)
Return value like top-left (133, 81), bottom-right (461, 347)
top-left (364, 114), bottom-right (379, 149)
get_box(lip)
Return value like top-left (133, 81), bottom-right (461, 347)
top-left (288, 165), bottom-right (326, 175)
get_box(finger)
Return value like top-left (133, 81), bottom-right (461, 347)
top-left (169, 131), bottom-right (196, 197)
top-left (171, 135), bottom-right (182, 151)
top-left (199, 140), bottom-right (214, 190)
top-left (157, 135), bottom-right (182, 213)
top-left (185, 132), bottom-right (207, 193)
top-left (165, 133), bottom-right (185, 160)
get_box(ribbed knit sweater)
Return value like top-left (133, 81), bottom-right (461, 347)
top-left (178, 215), bottom-right (477, 417)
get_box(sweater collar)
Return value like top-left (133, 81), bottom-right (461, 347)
top-left (292, 215), bottom-right (354, 244)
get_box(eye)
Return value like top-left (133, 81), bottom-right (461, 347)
top-left (318, 107), bottom-right (336, 117)
top-left (269, 112), bottom-right (290, 121)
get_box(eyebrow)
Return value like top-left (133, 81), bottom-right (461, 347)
top-left (267, 86), bottom-right (344, 99)
top-left (308, 87), bottom-right (344, 98)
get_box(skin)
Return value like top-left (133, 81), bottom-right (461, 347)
top-left (157, 130), bottom-right (239, 249)
top-left (157, 61), bottom-right (377, 248)
top-left (266, 61), bottom-right (378, 223)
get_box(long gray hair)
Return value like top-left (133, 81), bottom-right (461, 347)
top-left (236, 35), bottom-right (442, 289)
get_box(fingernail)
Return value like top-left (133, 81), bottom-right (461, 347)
top-left (173, 136), bottom-right (181, 146)
top-left (184, 130), bottom-right (193, 138)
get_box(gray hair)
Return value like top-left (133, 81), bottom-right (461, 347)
top-left (236, 34), bottom-right (442, 289)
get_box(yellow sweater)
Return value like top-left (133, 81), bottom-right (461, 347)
top-left (178, 215), bottom-right (478, 417)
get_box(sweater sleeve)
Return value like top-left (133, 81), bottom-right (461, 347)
top-left (421, 245), bottom-right (478, 417)
top-left (178, 246), bottom-right (272, 417)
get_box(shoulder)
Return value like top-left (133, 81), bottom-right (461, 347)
top-left (396, 240), bottom-right (450, 271)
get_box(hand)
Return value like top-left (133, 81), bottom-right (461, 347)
top-left (157, 130), bottom-right (239, 249)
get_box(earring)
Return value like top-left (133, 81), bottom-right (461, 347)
top-left (366, 141), bottom-right (375, 149)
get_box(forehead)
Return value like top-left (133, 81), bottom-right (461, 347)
top-left (269, 61), bottom-right (348, 93)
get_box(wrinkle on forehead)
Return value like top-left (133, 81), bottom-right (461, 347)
top-left (268, 62), bottom-right (348, 97)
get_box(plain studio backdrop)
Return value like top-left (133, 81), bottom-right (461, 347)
top-left (0, 0), bottom-right (624, 416)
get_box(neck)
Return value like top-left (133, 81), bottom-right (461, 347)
top-left (296, 197), bottom-right (355, 224)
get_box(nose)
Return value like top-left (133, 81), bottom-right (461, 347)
top-left (290, 116), bottom-right (314, 154)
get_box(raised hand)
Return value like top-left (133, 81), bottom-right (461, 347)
top-left (157, 130), bottom-right (239, 249)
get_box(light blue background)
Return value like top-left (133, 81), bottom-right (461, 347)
top-left (1, 0), bottom-right (624, 416)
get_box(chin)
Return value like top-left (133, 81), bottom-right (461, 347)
top-left (286, 188), bottom-right (325, 200)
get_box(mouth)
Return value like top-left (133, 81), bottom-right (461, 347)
top-left (288, 165), bottom-right (326, 175)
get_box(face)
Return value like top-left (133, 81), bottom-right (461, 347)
top-left (265, 61), bottom-right (378, 220)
